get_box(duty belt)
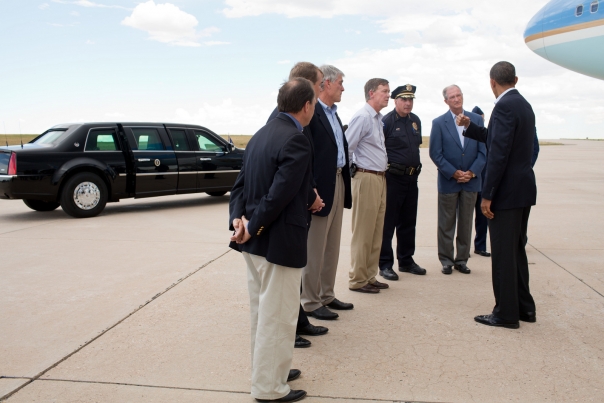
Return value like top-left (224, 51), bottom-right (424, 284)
top-left (387, 162), bottom-right (422, 176)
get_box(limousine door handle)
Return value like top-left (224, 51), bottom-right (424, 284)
top-left (138, 158), bottom-right (150, 162)
top-left (200, 158), bottom-right (211, 161)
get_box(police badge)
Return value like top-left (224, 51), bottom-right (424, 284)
top-left (406, 84), bottom-right (412, 91)
top-left (412, 122), bottom-right (419, 132)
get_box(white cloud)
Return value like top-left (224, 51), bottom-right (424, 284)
top-left (204, 41), bottom-right (230, 46)
top-left (86, 39), bottom-right (95, 44)
top-left (121, 1), bottom-right (220, 47)
top-left (70, 11), bottom-right (80, 16)
top-left (105, 112), bottom-right (125, 117)
top-left (39, 3), bottom-right (50, 10)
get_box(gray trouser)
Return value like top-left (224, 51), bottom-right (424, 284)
top-left (437, 190), bottom-right (477, 266)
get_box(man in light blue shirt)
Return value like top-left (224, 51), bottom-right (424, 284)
top-left (346, 78), bottom-right (391, 294)
top-left (302, 65), bottom-right (354, 320)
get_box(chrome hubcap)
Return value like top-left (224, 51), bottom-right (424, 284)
top-left (73, 181), bottom-right (100, 210)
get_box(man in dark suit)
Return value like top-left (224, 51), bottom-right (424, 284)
top-left (429, 85), bottom-right (486, 275)
top-left (301, 64), bottom-right (353, 320)
top-left (268, 62), bottom-right (328, 348)
top-left (229, 78), bottom-right (316, 402)
top-left (457, 61), bottom-right (537, 329)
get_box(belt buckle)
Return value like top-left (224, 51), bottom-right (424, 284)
top-left (408, 167), bottom-right (415, 175)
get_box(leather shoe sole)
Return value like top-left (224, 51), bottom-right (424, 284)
top-left (256, 390), bottom-right (307, 402)
top-left (305, 306), bottom-right (338, 320)
top-left (474, 314), bottom-right (519, 329)
top-left (380, 268), bottom-right (399, 281)
top-left (287, 369), bottom-right (301, 382)
top-left (297, 323), bottom-right (328, 336)
top-left (294, 335), bottom-right (311, 348)
top-left (474, 250), bottom-right (491, 257)
top-left (349, 284), bottom-right (380, 293)
top-left (519, 312), bottom-right (536, 323)
top-left (326, 298), bottom-right (354, 310)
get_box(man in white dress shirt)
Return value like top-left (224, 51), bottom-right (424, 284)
top-left (345, 78), bottom-right (392, 294)
top-left (428, 85), bottom-right (486, 275)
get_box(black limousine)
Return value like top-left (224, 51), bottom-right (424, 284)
top-left (0, 122), bottom-right (243, 218)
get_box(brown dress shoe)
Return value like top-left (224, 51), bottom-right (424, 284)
top-left (369, 280), bottom-right (389, 289)
top-left (349, 284), bottom-right (380, 293)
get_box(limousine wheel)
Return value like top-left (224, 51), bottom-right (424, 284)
top-left (23, 199), bottom-right (61, 212)
top-left (60, 172), bottom-right (108, 218)
top-left (206, 191), bottom-right (227, 196)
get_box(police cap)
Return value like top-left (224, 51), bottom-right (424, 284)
top-left (391, 84), bottom-right (416, 99)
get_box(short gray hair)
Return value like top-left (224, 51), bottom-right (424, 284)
top-left (320, 65), bottom-right (344, 83)
top-left (442, 85), bottom-right (462, 100)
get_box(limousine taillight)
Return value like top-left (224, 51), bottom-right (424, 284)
top-left (8, 153), bottom-right (17, 175)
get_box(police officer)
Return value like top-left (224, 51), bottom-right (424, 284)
top-left (379, 85), bottom-right (426, 281)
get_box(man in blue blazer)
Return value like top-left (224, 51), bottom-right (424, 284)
top-left (429, 85), bottom-right (486, 275)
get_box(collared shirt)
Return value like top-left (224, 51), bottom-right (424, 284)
top-left (450, 110), bottom-right (464, 147)
top-left (494, 88), bottom-right (515, 105)
top-left (318, 98), bottom-right (346, 168)
top-left (283, 112), bottom-right (303, 132)
top-left (345, 103), bottom-right (388, 172)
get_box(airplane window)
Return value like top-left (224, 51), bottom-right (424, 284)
top-left (591, 1), bottom-right (599, 13)
top-left (576, 4), bottom-right (584, 16)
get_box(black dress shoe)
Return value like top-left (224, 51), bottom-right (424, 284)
top-left (399, 262), bottom-right (426, 275)
top-left (297, 323), bottom-right (328, 336)
top-left (256, 390), bottom-right (307, 402)
top-left (294, 335), bottom-right (311, 348)
top-left (287, 369), bottom-right (301, 382)
top-left (442, 265), bottom-right (453, 275)
top-left (305, 306), bottom-right (338, 320)
top-left (326, 298), bottom-right (354, 310)
top-left (379, 267), bottom-right (399, 280)
top-left (474, 250), bottom-right (491, 257)
top-left (474, 314), bottom-right (519, 329)
top-left (519, 311), bottom-right (536, 323)
top-left (454, 263), bottom-right (471, 274)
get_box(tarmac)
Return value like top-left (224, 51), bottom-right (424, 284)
top-left (1, 139), bottom-right (603, 403)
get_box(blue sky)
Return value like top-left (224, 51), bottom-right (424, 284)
top-left (1, 0), bottom-right (603, 138)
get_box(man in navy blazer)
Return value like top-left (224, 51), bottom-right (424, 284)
top-left (229, 78), bottom-right (316, 402)
top-left (457, 61), bottom-right (537, 329)
top-left (301, 65), bottom-right (354, 320)
top-left (429, 85), bottom-right (486, 275)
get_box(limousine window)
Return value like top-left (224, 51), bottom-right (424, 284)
top-left (131, 128), bottom-right (165, 150)
top-left (194, 130), bottom-right (223, 152)
top-left (576, 4), bottom-right (584, 16)
top-left (85, 129), bottom-right (120, 151)
top-left (32, 129), bottom-right (68, 145)
top-left (168, 128), bottom-right (191, 151)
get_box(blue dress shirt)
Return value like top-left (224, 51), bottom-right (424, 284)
top-left (318, 98), bottom-right (346, 168)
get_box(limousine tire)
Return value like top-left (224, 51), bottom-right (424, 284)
top-left (60, 172), bottom-right (108, 218)
top-left (23, 199), bottom-right (61, 212)
top-left (206, 191), bottom-right (227, 196)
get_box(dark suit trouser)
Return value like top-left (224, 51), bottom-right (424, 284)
top-left (489, 207), bottom-right (536, 322)
top-left (474, 192), bottom-right (489, 251)
top-left (297, 304), bottom-right (309, 330)
top-left (379, 173), bottom-right (418, 269)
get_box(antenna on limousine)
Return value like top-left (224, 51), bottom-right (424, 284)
top-left (3, 121), bottom-right (7, 147)
top-left (19, 121), bottom-right (23, 149)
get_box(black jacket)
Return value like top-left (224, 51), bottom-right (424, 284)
top-left (229, 114), bottom-right (313, 268)
top-left (464, 89), bottom-right (537, 211)
top-left (306, 101), bottom-right (352, 216)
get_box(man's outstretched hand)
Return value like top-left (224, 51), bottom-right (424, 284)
top-left (456, 114), bottom-right (471, 129)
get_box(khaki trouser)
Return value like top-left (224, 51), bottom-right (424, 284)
top-left (349, 171), bottom-right (387, 289)
top-left (243, 252), bottom-right (301, 400)
top-left (301, 172), bottom-right (345, 312)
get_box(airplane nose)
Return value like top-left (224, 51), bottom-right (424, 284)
top-left (524, 6), bottom-right (547, 57)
